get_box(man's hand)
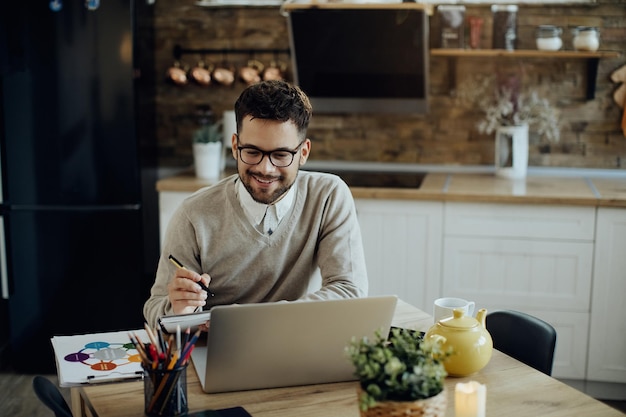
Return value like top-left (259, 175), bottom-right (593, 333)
top-left (167, 267), bottom-right (212, 315)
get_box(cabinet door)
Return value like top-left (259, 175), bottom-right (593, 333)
top-left (442, 237), bottom-right (594, 312)
top-left (443, 237), bottom-right (593, 379)
top-left (355, 199), bottom-right (443, 311)
top-left (442, 202), bottom-right (595, 380)
top-left (588, 208), bottom-right (626, 383)
top-left (444, 202), bottom-right (595, 240)
top-left (159, 191), bottom-right (194, 246)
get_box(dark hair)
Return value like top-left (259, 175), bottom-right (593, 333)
top-left (234, 80), bottom-right (312, 139)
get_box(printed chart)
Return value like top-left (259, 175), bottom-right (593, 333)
top-left (51, 329), bottom-right (149, 387)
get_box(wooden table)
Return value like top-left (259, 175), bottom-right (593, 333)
top-left (71, 300), bottom-right (622, 417)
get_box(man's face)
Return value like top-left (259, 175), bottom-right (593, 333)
top-left (231, 116), bottom-right (310, 205)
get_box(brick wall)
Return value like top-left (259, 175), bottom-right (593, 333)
top-left (137, 0), bottom-right (626, 170)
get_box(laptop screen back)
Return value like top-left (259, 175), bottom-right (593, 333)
top-left (191, 296), bottom-right (397, 393)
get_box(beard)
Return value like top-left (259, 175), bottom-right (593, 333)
top-left (240, 168), bottom-right (297, 205)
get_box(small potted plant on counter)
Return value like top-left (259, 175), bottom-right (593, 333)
top-left (192, 105), bottom-right (223, 180)
top-left (346, 328), bottom-right (450, 417)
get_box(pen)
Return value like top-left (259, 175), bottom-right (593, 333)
top-left (168, 254), bottom-right (215, 297)
top-left (86, 371), bottom-right (144, 384)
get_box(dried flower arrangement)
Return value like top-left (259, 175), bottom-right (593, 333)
top-left (458, 74), bottom-right (560, 142)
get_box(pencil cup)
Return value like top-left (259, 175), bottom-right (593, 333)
top-left (143, 364), bottom-right (188, 416)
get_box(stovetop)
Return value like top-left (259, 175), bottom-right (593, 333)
top-left (307, 170), bottom-right (426, 189)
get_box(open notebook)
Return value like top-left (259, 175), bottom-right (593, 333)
top-left (191, 296), bottom-right (398, 393)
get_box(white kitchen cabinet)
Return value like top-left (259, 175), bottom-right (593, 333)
top-left (442, 202), bottom-right (596, 379)
top-left (158, 190), bottom-right (195, 245)
top-left (588, 208), bottom-right (626, 383)
top-left (355, 199), bottom-right (443, 312)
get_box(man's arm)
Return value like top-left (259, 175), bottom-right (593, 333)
top-left (301, 179), bottom-right (368, 300)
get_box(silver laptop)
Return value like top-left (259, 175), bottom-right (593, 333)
top-left (191, 295), bottom-right (398, 393)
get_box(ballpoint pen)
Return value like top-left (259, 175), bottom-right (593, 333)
top-left (168, 254), bottom-right (215, 297)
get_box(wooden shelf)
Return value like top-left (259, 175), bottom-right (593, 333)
top-left (282, 2), bottom-right (434, 15)
top-left (430, 49), bottom-right (619, 59)
top-left (430, 49), bottom-right (621, 100)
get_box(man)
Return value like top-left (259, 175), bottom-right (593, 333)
top-left (143, 80), bottom-right (368, 328)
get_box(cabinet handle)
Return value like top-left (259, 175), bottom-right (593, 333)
top-left (0, 220), bottom-right (8, 300)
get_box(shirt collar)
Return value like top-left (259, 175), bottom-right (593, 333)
top-left (236, 177), bottom-right (296, 226)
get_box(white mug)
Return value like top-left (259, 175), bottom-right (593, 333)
top-left (433, 297), bottom-right (475, 323)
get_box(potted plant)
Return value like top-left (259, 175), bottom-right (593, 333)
top-left (459, 74), bottom-right (560, 178)
top-left (346, 328), bottom-right (450, 417)
top-left (192, 105), bottom-right (223, 180)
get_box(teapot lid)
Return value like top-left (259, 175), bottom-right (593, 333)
top-left (439, 309), bottom-right (478, 329)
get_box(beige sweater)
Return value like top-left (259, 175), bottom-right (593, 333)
top-left (143, 171), bottom-right (369, 328)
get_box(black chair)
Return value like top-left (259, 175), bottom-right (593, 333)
top-left (32, 375), bottom-right (73, 417)
top-left (486, 310), bottom-right (557, 376)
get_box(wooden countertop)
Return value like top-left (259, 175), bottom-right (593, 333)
top-left (156, 171), bottom-right (626, 208)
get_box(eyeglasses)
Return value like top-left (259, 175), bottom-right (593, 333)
top-left (236, 134), bottom-right (305, 168)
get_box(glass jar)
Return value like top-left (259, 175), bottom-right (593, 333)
top-left (535, 25), bottom-right (563, 51)
top-left (438, 5), bottom-right (466, 49)
top-left (492, 5), bottom-right (518, 50)
top-left (573, 26), bottom-right (600, 52)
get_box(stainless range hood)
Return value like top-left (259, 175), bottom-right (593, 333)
top-left (284, 1), bottom-right (431, 114)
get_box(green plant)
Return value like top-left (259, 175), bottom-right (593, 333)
top-left (193, 120), bottom-right (222, 144)
top-left (346, 328), bottom-right (450, 411)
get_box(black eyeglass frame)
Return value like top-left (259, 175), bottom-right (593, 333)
top-left (235, 134), bottom-right (306, 168)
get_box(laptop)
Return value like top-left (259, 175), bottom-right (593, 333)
top-left (191, 295), bottom-right (398, 393)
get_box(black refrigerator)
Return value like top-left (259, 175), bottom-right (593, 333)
top-left (0, 0), bottom-right (158, 373)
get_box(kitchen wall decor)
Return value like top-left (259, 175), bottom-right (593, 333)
top-left (169, 45), bottom-right (290, 88)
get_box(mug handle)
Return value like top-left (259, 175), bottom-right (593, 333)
top-left (467, 301), bottom-right (476, 317)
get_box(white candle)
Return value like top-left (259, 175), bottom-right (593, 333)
top-left (455, 381), bottom-right (486, 417)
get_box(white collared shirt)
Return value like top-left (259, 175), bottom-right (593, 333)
top-left (236, 178), bottom-right (296, 233)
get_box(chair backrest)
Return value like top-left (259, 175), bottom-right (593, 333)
top-left (32, 376), bottom-right (73, 417)
top-left (486, 310), bottom-right (557, 376)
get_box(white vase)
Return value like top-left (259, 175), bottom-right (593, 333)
top-left (494, 124), bottom-right (529, 179)
top-left (193, 142), bottom-right (222, 180)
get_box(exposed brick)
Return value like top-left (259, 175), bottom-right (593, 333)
top-left (141, 0), bottom-right (626, 170)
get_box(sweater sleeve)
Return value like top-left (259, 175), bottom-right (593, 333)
top-left (142, 256), bottom-right (174, 329)
top-left (299, 177), bottom-right (369, 301)
top-left (143, 201), bottom-right (203, 329)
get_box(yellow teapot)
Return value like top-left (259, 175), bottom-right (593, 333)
top-left (425, 308), bottom-right (493, 377)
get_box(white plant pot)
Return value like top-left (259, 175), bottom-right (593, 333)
top-left (494, 124), bottom-right (529, 179)
top-left (193, 142), bottom-right (222, 180)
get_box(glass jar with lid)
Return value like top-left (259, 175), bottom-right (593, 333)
top-left (573, 26), bottom-right (600, 51)
top-left (492, 5), bottom-right (518, 50)
top-left (438, 5), bottom-right (466, 49)
top-left (535, 25), bottom-right (562, 51)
